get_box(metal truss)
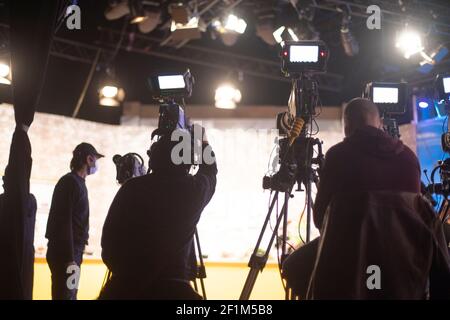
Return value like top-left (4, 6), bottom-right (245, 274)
top-left (310, 0), bottom-right (450, 36)
top-left (0, 23), bottom-right (343, 92)
top-left (96, 26), bottom-right (344, 92)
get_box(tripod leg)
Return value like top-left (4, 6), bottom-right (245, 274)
top-left (281, 192), bottom-right (291, 300)
top-left (193, 279), bottom-right (199, 292)
top-left (240, 190), bottom-right (291, 300)
top-left (194, 229), bottom-right (207, 300)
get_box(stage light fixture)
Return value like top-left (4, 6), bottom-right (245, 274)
top-left (215, 84), bottom-right (242, 109)
top-left (104, 0), bottom-right (130, 21)
top-left (395, 29), bottom-right (424, 59)
top-left (104, 0), bottom-right (161, 34)
top-left (137, 10), bottom-right (162, 33)
top-left (435, 73), bottom-right (450, 103)
top-left (169, 2), bottom-right (191, 24)
top-left (219, 14), bottom-right (247, 34)
top-left (0, 62), bottom-right (11, 85)
top-left (212, 14), bottom-right (247, 46)
top-left (418, 100), bottom-right (429, 109)
top-left (99, 84), bottom-right (125, 107)
top-left (273, 26), bottom-right (299, 44)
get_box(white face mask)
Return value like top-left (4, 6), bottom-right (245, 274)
top-left (88, 161), bottom-right (98, 175)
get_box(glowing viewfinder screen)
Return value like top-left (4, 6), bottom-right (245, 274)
top-left (158, 75), bottom-right (185, 90)
top-left (443, 77), bottom-right (450, 94)
top-left (289, 45), bottom-right (319, 63)
top-left (373, 87), bottom-right (399, 104)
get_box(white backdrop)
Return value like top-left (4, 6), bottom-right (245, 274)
top-left (0, 103), bottom-right (344, 262)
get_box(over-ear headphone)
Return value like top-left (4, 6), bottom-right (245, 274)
top-left (113, 152), bottom-right (147, 184)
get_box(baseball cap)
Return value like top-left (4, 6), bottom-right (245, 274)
top-left (73, 142), bottom-right (104, 159)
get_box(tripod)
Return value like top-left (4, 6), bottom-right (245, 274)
top-left (240, 76), bottom-right (323, 300)
top-left (191, 228), bottom-right (207, 299)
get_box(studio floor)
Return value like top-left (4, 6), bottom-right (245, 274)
top-left (33, 258), bottom-right (285, 300)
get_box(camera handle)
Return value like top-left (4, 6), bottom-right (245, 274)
top-left (382, 112), bottom-right (400, 139)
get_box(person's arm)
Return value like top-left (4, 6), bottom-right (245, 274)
top-left (190, 123), bottom-right (217, 207)
top-left (193, 141), bottom-right (218, 205)
top-left (48, 177), bottom-right (77, 264)
top-left (313, 148), bottom-right (337, 231)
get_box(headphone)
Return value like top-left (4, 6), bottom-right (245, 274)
top-left (112, 152), bottom-right (147, 184)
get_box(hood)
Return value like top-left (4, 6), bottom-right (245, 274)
top-left (344, 125), bottom-right (405, 158)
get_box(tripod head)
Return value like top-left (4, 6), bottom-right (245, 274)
top-left (264, 73), bottom-right (323, 193)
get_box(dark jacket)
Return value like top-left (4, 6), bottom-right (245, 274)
top-left (314, 126), bottom-right (421, 230)
top-left (0, 129), bottom-right (36, 300)
top-left (308, 191), bottom-right (450, 299)
top-left (101, 146), bottom-right (217, 287)
top-left (45, 172), bottom-right (89, 264)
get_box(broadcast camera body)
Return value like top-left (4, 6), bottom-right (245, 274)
top-left (263, 40), bottom-right (328, 193)
top-left (146, 69), bottom-right (208, 172)
top-left (148, 69), bottom-right (194, 138)
top-left (364, 81), bottom-right (407, 139)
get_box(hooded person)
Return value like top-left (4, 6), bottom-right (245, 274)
top-left (282, 98), bottom-right (422, 298)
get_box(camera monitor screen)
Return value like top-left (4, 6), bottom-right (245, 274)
top-left (289, 45), bottom-right (319, 63)
top-left (373, 87), bottom-right (399, 104)
top-left (444, 76), bottom-right (450, 94)
top-left (158, 75), bottom-right (186, 90)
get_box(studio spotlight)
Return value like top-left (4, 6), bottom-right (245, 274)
top-left (215, 84), bottom-right (242, 109)
top-left (170, 16), bottom-right (205, 41)
top-left (99, 84), bottom-right (125, 107)
top-left (221, 14), bottom-right (247, 34)
top-left (168, 2), bottom-right (206, 40)
top-left (104, 0), bottom-right (161, 34)
top-left (137, 10), bottom-right (162, 33)
top-left (104, 0), bottom-right (130, 21)
top-left (395, 29), bottom-right (424, 59)
top-left (212, 14), bottom-right (247, 46)
top-left (418, 100), bottom-right (429, 109)
top-left (0, 62), bottom-right (11, 85)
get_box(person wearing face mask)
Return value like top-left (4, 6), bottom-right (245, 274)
top-left (45, 142), bottom-right (103, 300)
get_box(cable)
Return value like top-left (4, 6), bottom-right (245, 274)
top-left (289, 117), bottom-right (305, 146)
top-left (297, 193), bottom-right (307, 245)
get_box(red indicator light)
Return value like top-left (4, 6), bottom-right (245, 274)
top-left (283, 51), bottom-right (288, 56)
top-left (320, 51), bottom-right (326, 57)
